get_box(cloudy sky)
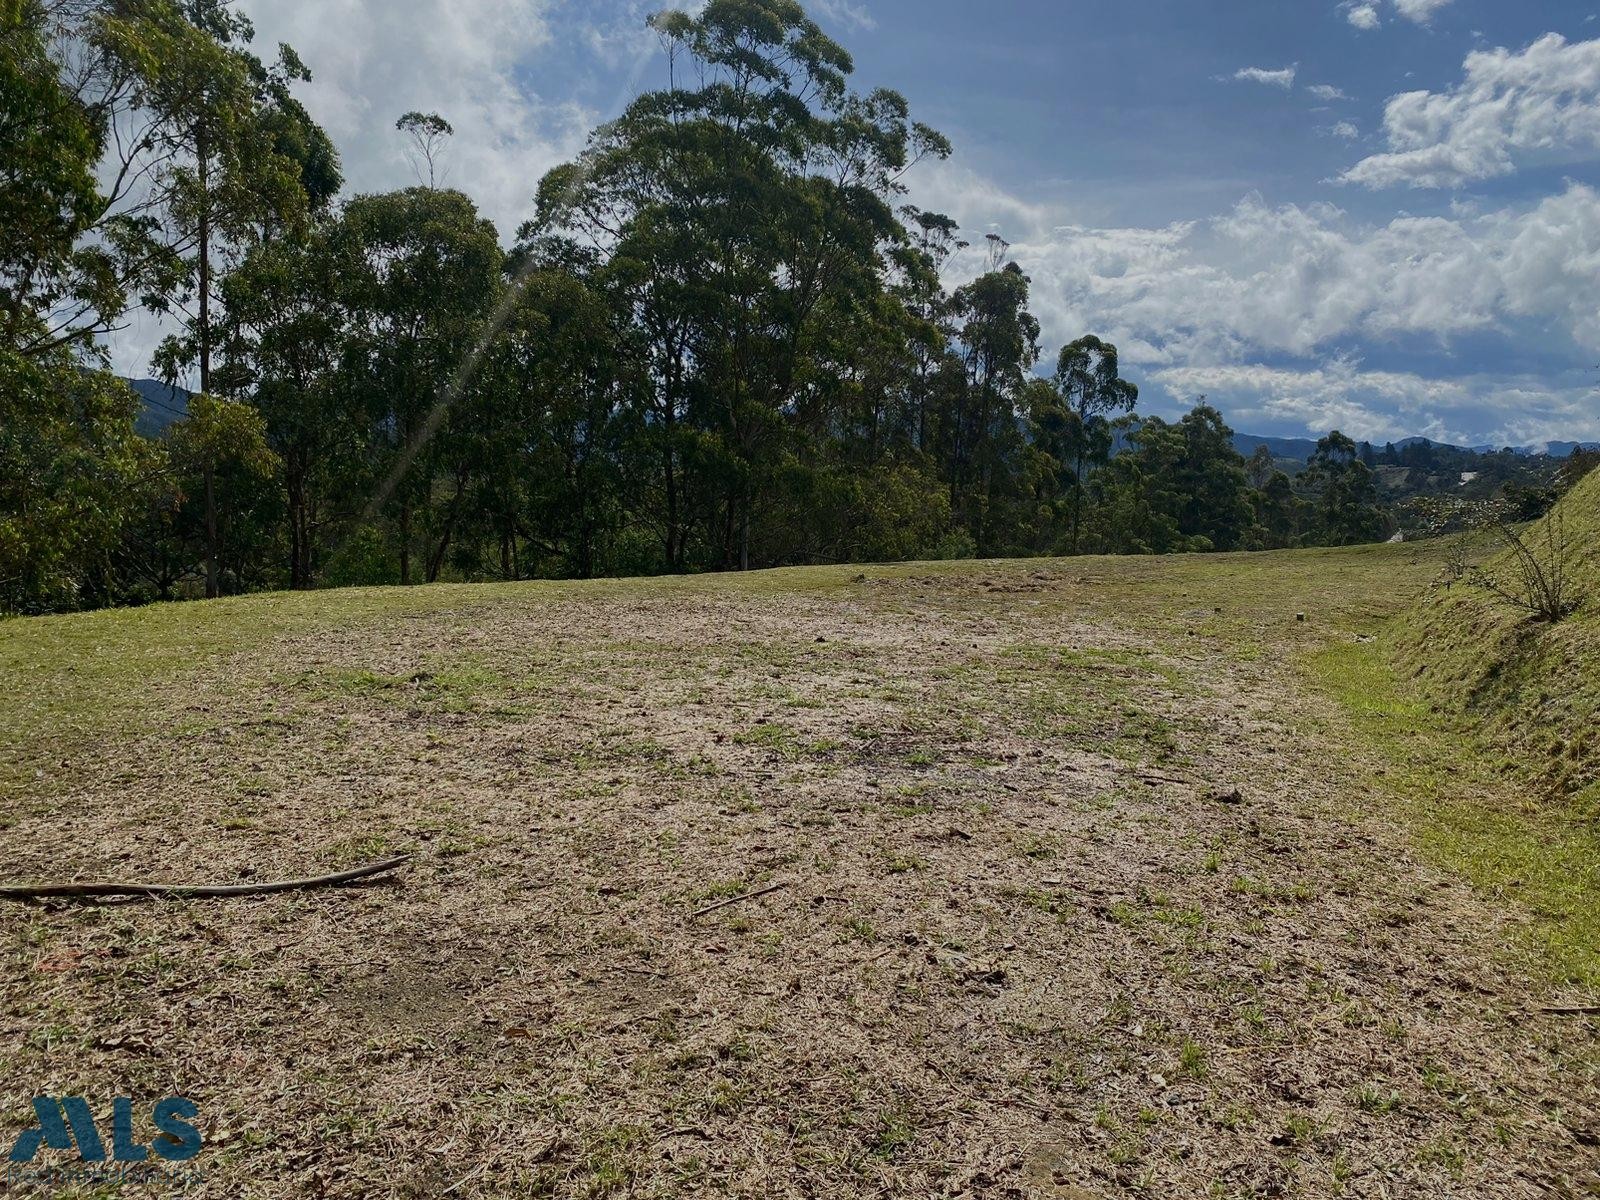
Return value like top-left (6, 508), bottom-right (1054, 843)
top-left (111, 0), bottom-right (1600, 447)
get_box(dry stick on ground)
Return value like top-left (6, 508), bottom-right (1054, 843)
top-left (689, 881), bottom-right (789, 919)
top-left (1540, 1005), bottom-right (1600, 1016)
top-left (0, 855), bottom-right (413, 901)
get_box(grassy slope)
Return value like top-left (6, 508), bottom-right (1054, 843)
top-left (1393, 468), bottom-right (1600, 809)
top-left (1313, 470), bottom-right (1600, 986)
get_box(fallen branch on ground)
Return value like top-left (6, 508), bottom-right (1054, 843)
top-left (0, 855), bottom-right (412, 901)
top-left (690, 881), bottom-right (788, 919)
top-left (1539, 1005), bottom-right (1600, 1016)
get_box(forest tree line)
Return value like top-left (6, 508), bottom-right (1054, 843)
top-left (0, 0), bottom-right (1493, 614)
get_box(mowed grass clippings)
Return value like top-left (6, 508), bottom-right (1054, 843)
top-left (0, 548), bottom-right (1595, 1199)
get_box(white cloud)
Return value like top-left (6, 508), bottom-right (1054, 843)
top-left (234, 0), bottom-right (602, 237)
top-left (1308, 84), bottom-right (1351, 100)
top-left (1330, 120), bottom-right (1361, 139)
top-left (1393, 0), bottom-right (1453, 24)
top-left (1345, 0), bottom-right (1454, 30)
top-left (1345, 4), bottom-right (1381, 31)
top-left (1343, 34), bottom-right (1600, 189)
top-left (936, 181), bottom-right (1600, 361)
top-left (1149, 360), bottom-right (1598, 446)
top-left (1229, 65), bottom-right (1298, 90)
top-left (911, 160), bottom-right (1600, 439)
top-left (811, 0), bottom-right (877, 31)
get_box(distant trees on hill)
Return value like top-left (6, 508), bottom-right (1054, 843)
top-left (0, 0), bottom-right (1523, 614)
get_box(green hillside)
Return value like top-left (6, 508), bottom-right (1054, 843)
top-left (1394, 469), bottom-right (1600, 812)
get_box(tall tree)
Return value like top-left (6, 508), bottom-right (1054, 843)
top-left (531, 0), bottom-right (949, 571)
top-left (218, 221), bottom-right (361, 588)
top-left (340, 188), bottom-right (503, 584)
top-left (0, 0), bottom-right (173, 610)
top-left (1304, 431), bottom-right (1388, 546)
top-left (1053, 335), bottom-right (1138, 553)
top-left (947, 264), bottom-right (1039, 554)
top-left (396, 111), bottom-right (453, 188)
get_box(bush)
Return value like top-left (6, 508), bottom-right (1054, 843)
top-left (1442, 499), bottom-right (1579, 623)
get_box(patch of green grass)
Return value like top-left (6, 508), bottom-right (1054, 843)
top-left (1354, 1084), bottom-right (1402, 1115)
top-left (1312, 638), bottom-right (1600, 988)
top-left (1178, 1038), bottom-right (1208, 1080)
top-left (1297, 474), bottom-right (1599, 988)
top-left (1415, 1134), bottom-right (1467, 1176)
top-left (1278, 1113), bottom-right (1320, 1150)
top-left (731, 721), bottom-right (799, 757)
top-left (868, 1103), bottom-right (917, 1160)
top-left (882, 852), bottom-right (927, 874)
top-left (1394, 471), bottom-right (1600, 806)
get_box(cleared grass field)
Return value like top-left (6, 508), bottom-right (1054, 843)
top-left (0, 540), bottom-right (1595, 1198)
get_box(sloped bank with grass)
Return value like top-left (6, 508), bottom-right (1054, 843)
top-left (1313, 469), bottom-right (1599, 988)
top-left (1398, 468), bottom-right (1600, 811)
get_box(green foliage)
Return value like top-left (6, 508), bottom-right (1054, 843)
top-left (1043, 336), bottom-right (1139, 553)
top-left (1, 0), bottom-right (340, 611)
top-left (0, 0), bottom-right (107, 355)
top-left (1083, 405), bottom-right (1256, 555)
top-left (116, 393), bottom-right (280, 602)
top-left (1304, 431), bottom-right (1389, 546)
top-left (339, 187), bottom-right (504, 584)
top-left (0, 349), bottom-right (156, 613)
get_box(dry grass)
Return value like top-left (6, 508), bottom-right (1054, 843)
top-left (0, 548), bottom-right (1595, 1198)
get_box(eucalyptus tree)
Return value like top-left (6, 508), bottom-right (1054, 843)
top-left (529, 0), bottom-right (950, 571)
top-left (1053, 335), bottom-right (1139, 553)
top-left (0, 1), bottom-right (152, 610)
top-left (1167, 403), bottom-right (1254, 551)
top-left (148, 1), bottom-right (334, 397)
top-left (1303, 431), bottom-right (1388, 546)
top-left (156, 5), bottom-right (339, 596)
top-left (217, 221), bottom-right (363, 588)
top-left (339, 188), bottom-right (503, 584)
top-left (472, 238), bottom-right (639, 580)
top-left (396, 111), bottom-right (453, 189)
top-left (894, 207), bottom-right (966, 456)
top-left (2, 0), bottom-right (319, 607)
top-left (5, 0), bottom-right (332, 375)
top-left (947, 263), bottom-right (1040, 554)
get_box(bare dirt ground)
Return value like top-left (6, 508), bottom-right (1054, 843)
top-left (1, 555), bottom-right (1596, 1198)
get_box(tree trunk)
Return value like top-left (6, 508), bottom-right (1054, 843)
top-left (426, 474), bottom-right (468, 583)
top-left (662, 387), bottom-right (680, 570)
top-left (426, 526), bottom-right (453, 583)
top-left (399, 499), bottom-right (412, 585)
top-left (287, 460), bottom-right (309, 590)
top-left (739, 494), bottom-right (751, 572)
top-left (197, 133), bottom-right (211, 396)
top-left (203, 461), bottom-right (219, 599)
top-left (197, 130), bottom-right (218, 598)
top-left (1071, 451), bottom-right (1086, 555)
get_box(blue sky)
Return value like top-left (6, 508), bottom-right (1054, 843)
top-left (118, 0), bottom-right (1600, 447)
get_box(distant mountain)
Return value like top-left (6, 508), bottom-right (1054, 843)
top-left (1239, 433), bottom-right (1599, 464)
top-left (126, 378), bottom-right (190, 436)
top-left (1233, 433), bottom-right (1322, 462)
